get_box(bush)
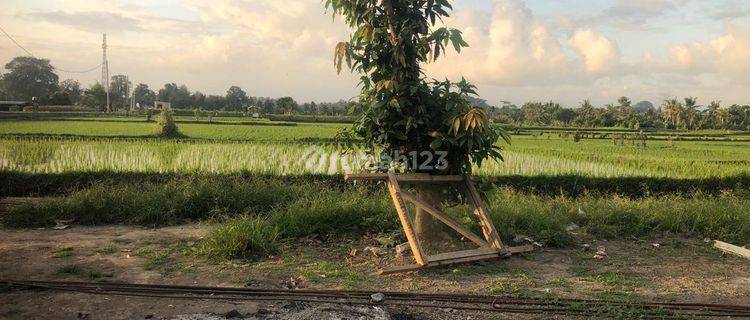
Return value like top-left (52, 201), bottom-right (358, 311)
top-left (156, 110), bottom-right (180, 137)
top-left (199, 216), bottom-right (280, 260)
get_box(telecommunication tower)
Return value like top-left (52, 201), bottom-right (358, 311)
top-left (101, 34), bottom-right (111, 112)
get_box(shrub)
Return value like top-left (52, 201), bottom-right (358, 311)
top-left (199, 216), bottom-right (280, 260)
top-left (156, 111), bottom-right (180, 138)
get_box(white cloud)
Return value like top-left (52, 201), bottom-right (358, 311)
top-left (568, 29), bottom-right (620, 73)
top-left (426, 0), bottom-right (619, 86)
top-left (0, 0), bottom-right (748, 105)
top-left (666, 25), bottom-right (750, 82)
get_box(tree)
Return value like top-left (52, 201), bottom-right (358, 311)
top-left (59, 79), bottom-right (82, 104)
top-left (79, 83), bottom-right (107, 110)
top-left (704, 101), bottom-right (720, 128)
top-left (575, 99), bottom-right (597, 127)
top-left (275, 97), bottom-right (298, 114)
top-left (48, 91), bottom-right (72, 105)
top-left (192, 91), bottom-right (206, 107)
top-left (133, 83), bottom-right (156, 110)
top-left (158, 83), bottom-right (191, 108)
top-left (109, 75), bottom-right (131, 110)
top-left (554, 108), bottom-right (577, 124)
top-left (328, 0), bottom-right (506, 241)
top-left (1, 56), bottom-right (59, 104)
top-left (225, 86), bottom-right (249, 111)
top-left (683, 97), bottom-right (699, 130)
top-left (662, 98), bottom-right (684, 128)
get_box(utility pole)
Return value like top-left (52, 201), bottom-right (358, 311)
top-left (101, 33), bottom-right (110, 113)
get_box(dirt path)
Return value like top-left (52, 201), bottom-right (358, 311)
top-left (1, 224), bottom-right (749, 319)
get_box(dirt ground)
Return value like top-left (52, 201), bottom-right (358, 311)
top-left (1, 224), bottom-right (749, 319)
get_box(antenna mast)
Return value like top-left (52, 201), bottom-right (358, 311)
top-left (101, 33), bottom-right (110, 112)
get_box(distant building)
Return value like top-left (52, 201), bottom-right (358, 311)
top-left (0, 101), bottom-right (30, 111)
top-left (153, 101), bottom-right (171, 111)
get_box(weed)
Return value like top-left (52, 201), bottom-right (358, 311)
top-left (52, 247), bottom-right (74, 258)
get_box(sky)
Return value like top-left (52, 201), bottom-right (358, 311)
top-left (1, 0), bottom-right (749, 107)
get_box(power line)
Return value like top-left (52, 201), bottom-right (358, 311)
top-left (0, 24), bottom-right (103, 74)
top-left (0, 24), bottom-right (34, 56)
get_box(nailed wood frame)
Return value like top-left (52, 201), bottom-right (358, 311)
top-left (345, 173), bottom-right (534, 274)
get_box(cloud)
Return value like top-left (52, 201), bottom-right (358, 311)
top-left (710, 0), bottom-right (750, 20)
top-left (601, 0), bottom-right (681, 29)
top-left (666, 25), bottom-right (750, 83)
top-left (425, 0), bottom-right (619, 86)
top-left (25, 10), bottom-right (142, 33)
top-left (568, 29), bottom-right (620, 73)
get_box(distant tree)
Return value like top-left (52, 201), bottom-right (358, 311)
top-left (683, 97), bottom-right (700, 130)
top-left (59, 79), bottom-right (82, 104)
top-left (192, 91), bottom-right (206, 107)
top-left (275, 97), bottom-right (298, 114)
top-left (158, 83), bottom-right (191, 108)
top-left (109, 75), bottom-right (131, 110)
top-left (225, 86), bottom-right (249, 111)
top-left (575, 99), bottom-right (597, 127)
top-left (554, 108), bottom-right (577, 124)
top-left (48, 91), bottom-right (72, 105)
top-left (79, 83), bottom-right (107, 110)
top-left (204, 95), bottom-right (226, 110)
top-left (705, 101), bottom-right (721, 128)
top-left (1, 56), bottom-right (59, 104)
top-left (133, 83), bottom-right (156, 110)
top-left (662, 99), bottom-right (684, 128)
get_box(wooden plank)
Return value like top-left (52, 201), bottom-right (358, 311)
top-left (378, 264), bottom-right (424, 275)
top-left (427, 247), bottom-right (502, 263)
top-left (463, 175), bottom-right (504, 249)
top-left (345, 173), bottom-right (389, 181)
top-left (714, 240), bottom-right (750, 260)
top-left (506, 244), bottom-right (535, 254)
top-left (399, 191), bottom-right (489, 248)
top-left (386, 172), bottom-right (427, 266)
top-left (345, 173), bottom-right (464, 183)
top-left (379, 252), bottom-right (501, 275)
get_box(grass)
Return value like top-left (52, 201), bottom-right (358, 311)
top-left (0, 119), bottom-right (346, 141)
top-left (52, 247), bottom-right (74, 258)
top-left (4, 178), bottom-right (749, 259)
top-left (2, 134), bottom-right (749, 179)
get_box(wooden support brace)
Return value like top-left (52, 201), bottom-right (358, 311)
top-left (386, 172), bottom-right (427, 266)
top-left (346, 173), bottom-right (464, 183)
top-left (346, 172), bottom-right (534, 275)
top-left (399, 191), bottom-right (489, 248)
top-left (463, 174), bottom-right (504, 249)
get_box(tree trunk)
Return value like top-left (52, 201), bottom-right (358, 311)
top-left (414, 184), bottom-right (444, 245)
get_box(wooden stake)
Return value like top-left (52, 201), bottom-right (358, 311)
top-left (386, 172), bottom-right (427, 266)
top-left (463, 175), bottom-right (504, 249)
top-left (400, 191), bottom-right (489, 248)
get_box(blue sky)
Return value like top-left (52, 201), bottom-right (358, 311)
top-left (1, 0), bottom-right (749, 106)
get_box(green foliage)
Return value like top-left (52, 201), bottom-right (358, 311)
top-left (327, 0), bottom-right (506, 174)
top-left (1, 56), bottom-right (59, 104)
top-left (156, 110), bottom-right (180, 138)
top-left (5, 177), bottom-right (750, 255)
top-left (200, 216), bottom-right (280, 260)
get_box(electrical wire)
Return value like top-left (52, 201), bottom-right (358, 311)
top-left (0, 24), bottom-right (102, 74)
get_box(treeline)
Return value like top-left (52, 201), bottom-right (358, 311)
top-left (0, 56), bottom-right (352, 115)
top-left (489, 97), bottom-right (750, 131)
top-left (2, 56), bottom-right (748, 130)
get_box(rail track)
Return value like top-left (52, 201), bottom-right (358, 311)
top-left (3, 280), bottom-right (750, 318)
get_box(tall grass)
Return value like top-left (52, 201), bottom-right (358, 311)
top-left (4, 178), bottom-right (749, 258)
top-left (2, 137), bottom-right (749, 179)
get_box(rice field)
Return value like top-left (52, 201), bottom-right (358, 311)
top-left (2, 135), bottom-right (749, 179)
top-left (0, 120), bottom-right (346, 141)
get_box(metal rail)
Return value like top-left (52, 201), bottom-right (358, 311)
top-left (4, 280), bottom-right (750, 318)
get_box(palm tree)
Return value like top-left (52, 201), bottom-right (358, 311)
top-left (683, 97), bottom-right (698, 130)
top-left (706, 101), bottom-right (721, 128)
top-left (717, 108), bottom-right (730, 129)
top-left (661, 99), bottom-right (682, 128)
